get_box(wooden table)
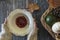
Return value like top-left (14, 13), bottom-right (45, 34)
top-left (0, 0), bottom-right (55, 40)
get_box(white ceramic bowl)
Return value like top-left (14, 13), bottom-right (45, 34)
top-left (7, 9), bottom-right (34, 36)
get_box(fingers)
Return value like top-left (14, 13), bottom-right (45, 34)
top-left (0, 24), bottom-right (6, 39)
top-left (3, 18), bottom-right (7, 25)
top-left (33, 18), bottom-right (37, 28)
top-left (27, 19), bottom-right (38, 40)
top-left (34, 21), bottom-right (36, 27)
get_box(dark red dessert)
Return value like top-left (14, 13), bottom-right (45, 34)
top-left (16, 16), bottom-right (27, 28)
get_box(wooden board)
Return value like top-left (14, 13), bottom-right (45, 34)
top-left (0, 0), bottom-right (55, 40)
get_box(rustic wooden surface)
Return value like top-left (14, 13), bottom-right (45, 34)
top-left (0, 0), bottom-right (55, 40)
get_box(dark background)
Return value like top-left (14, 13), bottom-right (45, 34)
top-left (0, 0), bottom-right (55, 40)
